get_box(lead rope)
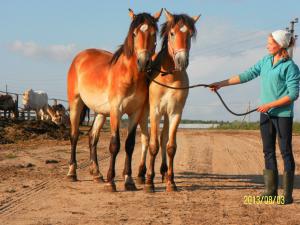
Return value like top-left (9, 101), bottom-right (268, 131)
top-left (145, 69), bottom-right (258, 116)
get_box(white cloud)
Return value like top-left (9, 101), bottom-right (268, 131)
top-left (9, 40), bottom-right (76, 62)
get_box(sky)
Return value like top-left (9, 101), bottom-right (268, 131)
top-left (1, 0), bottom-right (300, 121)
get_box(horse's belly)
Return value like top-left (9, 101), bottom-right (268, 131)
top-left (80, 90), bottom-right (110, 116)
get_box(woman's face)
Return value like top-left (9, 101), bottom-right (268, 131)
top-left (267, 36), bottom-right (281, 55)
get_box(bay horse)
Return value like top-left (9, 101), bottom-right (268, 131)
top-left (66, 9), bottom-right (162, 192)
top-left (143, 9), bottom-right (200, 192)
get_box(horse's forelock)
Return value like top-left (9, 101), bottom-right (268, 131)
top-left (160, 14), bottom-right (197, 49)
top-left (124, 13), bottom-right (158, 56)
top-left (110, 13), bottom-right (158, 64)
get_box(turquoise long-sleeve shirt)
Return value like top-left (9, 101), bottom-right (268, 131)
top-left (239, 54), bottom-right (300, 117)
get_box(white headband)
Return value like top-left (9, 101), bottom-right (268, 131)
top-left (271, 30), bottom-right (292, 49)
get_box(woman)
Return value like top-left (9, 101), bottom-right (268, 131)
top-left (209, 30), bottom-right (299, 204)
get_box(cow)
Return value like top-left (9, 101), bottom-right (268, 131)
top-left (0, 94), bottom-right (18, 118)
top-left (22, 89), bottom-right (48, 120)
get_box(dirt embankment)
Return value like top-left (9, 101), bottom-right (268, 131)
top-left (0, 119), bottom-right (69, 144)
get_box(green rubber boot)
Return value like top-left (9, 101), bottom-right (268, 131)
top-left (282, 171), bottom-right (294, 205)
top-left (260, 169), bottom-right (278, 199)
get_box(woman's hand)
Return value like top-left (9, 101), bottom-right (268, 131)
top-left (257, 104), bottom-right (272, 113)
top-left (209, 76), bottom-right (241, 92)
top-left (209, 82), bottom-right (223, 92)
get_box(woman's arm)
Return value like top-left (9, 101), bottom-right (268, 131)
top-left (209, 75), bottom-right (241, 91)
top-left (209, 57), bottom-right (266, 91)
top-left (257, 96), bottom-right (292, 113)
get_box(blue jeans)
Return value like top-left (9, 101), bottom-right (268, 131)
top-left (260, 113), bottom-right (295, 171)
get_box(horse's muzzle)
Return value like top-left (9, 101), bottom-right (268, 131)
top-left (174, 50), bottom-right (189, 71)
top-left (137, 51), bottom-right (150, 72)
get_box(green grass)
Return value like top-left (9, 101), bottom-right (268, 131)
top-left (214, 121), bottom-right (260, 130)
top-left (293, 122), bottom-right (300, 134)
top-left (211, 121), bottom-right (300, 134)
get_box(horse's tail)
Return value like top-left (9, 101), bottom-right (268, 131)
top-left (79, 104), bottom-right (89, 125)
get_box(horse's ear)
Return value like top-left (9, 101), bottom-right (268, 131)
top-left (128, 8), bottom-right (135, 20)
top-left (153, 8), bottom-right (163, 21)
top-left (192, 14), bottom-right (201, 23)
top-left (164, 8), bottom-right (173, 22)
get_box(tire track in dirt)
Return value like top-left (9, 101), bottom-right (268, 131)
top-left (178, 131), bottom-right (213, 174)
top-left (211, 132), bottom-right (263, 174)
top-left (0, 153), bottom-right (111, 219)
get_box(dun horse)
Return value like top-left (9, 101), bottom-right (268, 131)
top-left (66, 9), bottom-right (162, 192)
top-left (142, 9), bottom-right (200, 192)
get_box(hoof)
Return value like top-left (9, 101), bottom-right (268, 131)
top-left (125, 182), bottom-right (138, 191)
top-left (166, 183), bottom-right (177, 192)
top-left (66, 174), bottom-right (78, 182)
top-left (93, 176), bottom-right (105, 183)
top-left (104, 182), bottom-right (117, 192)
top-left (144, 183), bottom-right (155, 193)
top-left (136, 176), bottom-right (146, 185)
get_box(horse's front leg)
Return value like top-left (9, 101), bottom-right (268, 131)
top-left (122, 111), bottom-right (141, 191)
top-left (137, 107), bottom-right (149, 184)
top-left (144, 108), bottom-right (161, 193)
top-left (105, 108), bottom-right (121, 192)
top-left (165, 113), bottom-right (181, 192)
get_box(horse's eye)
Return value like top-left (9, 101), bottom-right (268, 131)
top-left (170, 32), bottom-right (175, 36)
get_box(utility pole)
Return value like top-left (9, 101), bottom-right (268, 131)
top-left (5, 84), bottom-right (8, 94)
top-left (287, 18), bottom-right (298, 58)
top-left (248, 101), bottom-right (251, 123)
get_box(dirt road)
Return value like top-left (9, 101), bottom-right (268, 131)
top-left (0, 129), bottom-right (300, 225)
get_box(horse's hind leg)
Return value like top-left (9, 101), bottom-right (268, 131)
top-left (123, 112), bottom-right (141, 191)
top-left (160, 115), bottom-right (169, 183)
top-left (137, 108), bottom-right (149, 184)
top-left (67, 97), bottom-right (85, 182)
top-left (89, 114), bottom-right (106, 183)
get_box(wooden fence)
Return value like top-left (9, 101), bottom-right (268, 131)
top-left (0, 90), bottom-right (96, 125)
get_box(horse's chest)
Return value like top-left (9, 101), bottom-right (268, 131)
top-left (156, 90), bottom-right (188, 113)
top-left (120, 91), bottom-right (146, 113)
